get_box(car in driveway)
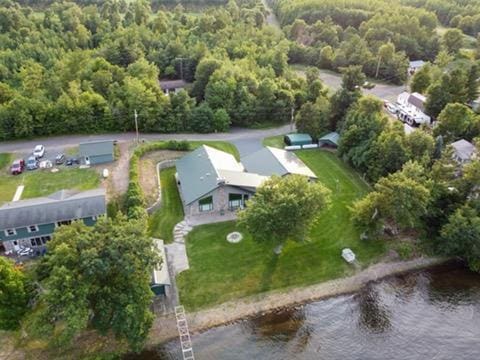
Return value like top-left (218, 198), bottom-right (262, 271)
top-left (10, 159), bottom-right (25, 175)
top-left (26, 156), bottom-right (39, 170)
top-left (55, 153), bottom-right (65, 165)
top-left (33, 145), bottom-right (45, 158)
top-left (384, 101), bottom-right (399, 114)
top-left (65, 158), bottom-right (80, 166)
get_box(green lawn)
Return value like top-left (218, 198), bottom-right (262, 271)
top-left (188, 141), bottom-right (240, 160)
top-left (177, 150), bottom-right (386, 311)
top-left (149, 167), bottom-right (184, 243)
top-left (262, 135), bottom-right (285, 149)
top-left (146, 140), bottom-right (237, 242)
top-left (0, 153), bottom-right (11, 170)
top-left (0, 168), bottom-right (101, 204)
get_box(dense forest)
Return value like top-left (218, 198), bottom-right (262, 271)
top-left (271, 0), bottom-right (441, 83)
top-left (401, 0), bottom-right (480, 37)
top-left (0, 0), bottom-right (313, 139)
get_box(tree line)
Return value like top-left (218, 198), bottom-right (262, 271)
top-left (401, 0), bottom-right (480, 37)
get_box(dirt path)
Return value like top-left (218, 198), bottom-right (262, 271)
top-left (147, 257), bottom-right (448, 346)
top-left (106, 142), bottom-right (132, 199)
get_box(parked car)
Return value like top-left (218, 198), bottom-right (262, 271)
top-left (55, 153), bottom-right (65, 165)
top-left (26, 156), bottom-right (38, 170)
top-left (39, 160), bottom-right (53, 169)
top-left (384, 101), bottom-right (398, 114)
top-left (65, 158), bottom-right (80, 166)
top-left (10, 159), bottom-right (25, 175)
top-left (33, 145), bottom-right (45, 158)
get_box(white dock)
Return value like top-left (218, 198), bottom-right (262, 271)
top-left (175, 305), bottom-right (195, 360)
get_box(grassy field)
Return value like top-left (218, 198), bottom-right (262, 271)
top-left (188, 141), bottom-right (240, 160)
top-left (177, 150), bottom-right (387, 311)
top-left (149, 167), bottom-right (184, 243)
top-left (0, 168), bottom-right (101, 204)
top-left (0, 153), bottom-right (11, 170)
top-left (262, 135), bottom-right (285, 149)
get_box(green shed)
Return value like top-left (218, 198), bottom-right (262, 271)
top-left (284, 133), bottom-right (313, 146)
top-left (79, 140), bottom-right (114, 165)
top-left (319, 132), bottom-right (340, 148)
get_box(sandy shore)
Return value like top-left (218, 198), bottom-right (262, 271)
top-left (147, 257), bottom-right (448, 346)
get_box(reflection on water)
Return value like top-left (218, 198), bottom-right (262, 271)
top-left (127, 262), bottom-right (480, 360)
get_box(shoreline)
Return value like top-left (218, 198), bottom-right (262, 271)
top-left (147, 256), bottom-right (450, 347)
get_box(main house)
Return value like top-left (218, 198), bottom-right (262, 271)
top-left (0, 188), bottom-right (106, 254)
top-left (175, 145), bottom-right (316, 217)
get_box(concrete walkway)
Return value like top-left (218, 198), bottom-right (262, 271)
top-left (165, 220), bottom-right (192, 275)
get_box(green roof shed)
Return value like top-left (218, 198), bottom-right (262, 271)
top-left (319, 132), bottom-right (340, 148)
top-left (284, 133), bottom-right (313, 146)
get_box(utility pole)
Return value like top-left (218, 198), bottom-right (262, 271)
top-left (134, 109), bottom-right (139, 144)
top-left (375, 55), bottom-right (382, 79)
top-left (290, 106), bottom-right (295, 132)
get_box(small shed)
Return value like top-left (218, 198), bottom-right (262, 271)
top-left (284, 133), bottom-right (313, 146)
top-left (151, 239), bottom-right (171, 296)
top-left (319, 132), bottom-right (340, 148)
top-left (159, 79), bottom-right (189, 96)
top-left (79, 140), bottom-right (114, 165)
top-left (451, 139), bottom-right (477, 164)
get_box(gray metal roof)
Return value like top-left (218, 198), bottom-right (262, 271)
top-left (79, 140), bottom-right (114, 157)
top-left (451, 139), bottom-right (476, 161)
top-left (0, 188), bottom-right (106, 230)
top-left (217, 169), bottom-right (268, 189)
top-left (159, 79), bottom-right (189, 90)
top-left (241, 147), bottom-right (317, 178)
top-left (319, 132), bottom-right (340, 146)
top-left (407, 92), bottom-right (426, 112)
top-left (409, 60), bottom-right (425, 69)
top-left (176, 145), bottom-right (245, 205)
top-left (152, 239), bottom-right (170, 286)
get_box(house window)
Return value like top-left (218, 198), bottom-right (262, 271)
top-left (30, 236), bottom-right (51, 247)
top-left (28, 225), bottom-right (39, 233)
top-left (228, 194), bottom-right (249, 210)
top-left (4, 228), bottom-right (16, 236)
top-left (57, 220), bottom-right (72, 227)
top-left (199, 196), bottom-right (213, 212)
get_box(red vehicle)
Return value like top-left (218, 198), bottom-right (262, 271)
top-left (10, 159), bottom-right (25, 175)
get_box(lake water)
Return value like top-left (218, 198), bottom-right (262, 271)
top-left (129, 262), bottom-right (480, 360)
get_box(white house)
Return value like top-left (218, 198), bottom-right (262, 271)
top-left (396, 92), bottom-right (431, 126)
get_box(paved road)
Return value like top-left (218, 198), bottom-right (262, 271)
top-left (0, 125), bottom-right (292, 155)
top-left (262, 0), bottom-right (281, 29)
top-left (298, 69), bottom-right (406, 103)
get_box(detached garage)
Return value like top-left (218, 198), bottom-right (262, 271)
top-left (79, 140), bottom-right (115, 165)
top-left (284, 133), bottom-right (313, 146)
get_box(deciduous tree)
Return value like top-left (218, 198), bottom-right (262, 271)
top-left (238, 175), bottom-right (331, 251)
